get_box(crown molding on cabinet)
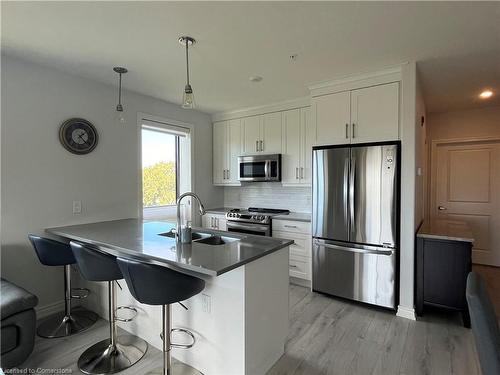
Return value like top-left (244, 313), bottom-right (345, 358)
top-left (308, 64), bottom-right (405, 98)
top-left (211, 96), bottom-right (311, 123)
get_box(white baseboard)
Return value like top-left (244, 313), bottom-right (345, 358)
top-left (396, 305), bottom-right (417, 320)
top-left (35, 300), bottom-right (65, 320)
top-left (290, 277), bottom-right (311, 289)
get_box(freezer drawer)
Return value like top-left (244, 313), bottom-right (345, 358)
top-left (312, 239), bottom-right (396, 309)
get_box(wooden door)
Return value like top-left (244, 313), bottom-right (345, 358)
top-left (350, 82), bottom-right (399, 144)
top-left (313, 91), bottom-right (351, 146)
top-left (432, 140), bottom-right (500, 266)
top-left (213, 121), bottom-right (227, 184)
top-left (227, 119), bottom-right (241, 184)
top-left (282, 109), bottom-right (301, 184)
top-left (242, 115), bottom-right (261, 154)
top-left (261, 112), bottom-right (282, 153)
top-left (300, 107), bottom-right (314, 185)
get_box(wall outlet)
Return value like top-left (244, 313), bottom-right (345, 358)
top-left (201, 293), bottom-right (211, 314)
top-left (73, 200), bottom-right (82, 214)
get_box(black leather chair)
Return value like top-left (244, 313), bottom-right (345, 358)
top-left (117, 257), bottom-right (205, 375)
top-left (70, 241), bottom-right (147, 374)
top-left (28, 235), bottom-right (98, 338)
top-left (466, 272), bottom-right (500, 375)
top-left (0, 278), bottom-right (38, 369)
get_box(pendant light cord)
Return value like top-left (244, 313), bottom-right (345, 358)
top-left (118, 73), bottom-right (122, 106)
top-left (185, 41), bottom-right (190, 86)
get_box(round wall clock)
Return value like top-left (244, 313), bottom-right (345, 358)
top-left (59, 118), bottom-right (99, 155)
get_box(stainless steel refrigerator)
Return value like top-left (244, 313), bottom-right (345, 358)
top-left (312, 143), bottom-right (399, 309)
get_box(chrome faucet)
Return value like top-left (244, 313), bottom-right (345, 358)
top-left (176, 192), bottom-right (206, 242)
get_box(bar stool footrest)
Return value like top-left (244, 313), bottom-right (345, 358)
top-left (71, 287), bottom-right (90, 299)
top-left (115, 306), bottom-right (138, 322)
top-left (161, 327), bottom-right (196, 349)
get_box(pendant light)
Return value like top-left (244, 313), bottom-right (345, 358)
top-left (179, 36), bottom-right (196, 109)
top-left (113, 67), bottom-right (128, 124)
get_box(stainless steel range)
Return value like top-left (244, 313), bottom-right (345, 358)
top-left (226, 207), bottom-right (290, 237)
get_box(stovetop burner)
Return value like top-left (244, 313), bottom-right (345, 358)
top-left (226, 207), bottom-right (290, 224)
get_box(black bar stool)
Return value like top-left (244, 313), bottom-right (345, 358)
top-left (28, 235), bottom-right (98, 338)
top-left (70, 241), bottom-right (148, 374)
top-left (116, 257), bottom-right (205, 375)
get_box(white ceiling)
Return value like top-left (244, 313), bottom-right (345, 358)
top-left (2, 1), bottom-right (500, 114)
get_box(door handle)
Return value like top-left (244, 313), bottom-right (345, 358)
top-left (345, 123), bottom-right (349, 139)
top-left (284, 225), bottom-right (297, 229)
top-left (300, 167), bottom-right (304, 179)
top-left (256, 140), bottom-right (259, 152)
top-left (227, 169), bottom-right (230, 179)
top-left (260, 140), bottom-right (263, 151)
top-left (223, 169), bottom-right (226, 180)
top-left (438, 206), bottom-right (447, 211)
top-left (352, 123), bottom-right (356, 138)
top-left (315, 241), bottom-right (394, 256)
top-left (296, 167), bottom-right (299, 179)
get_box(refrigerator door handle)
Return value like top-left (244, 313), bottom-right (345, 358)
top-left (314, 241), bottom-right (394, 256)
top-left (343, 157), bottom-right (349, 231)
top-left (349, 156), bottom-right (356, 238)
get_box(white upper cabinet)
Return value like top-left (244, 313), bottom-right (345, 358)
top-left (282, 109), bottom-right (301, 184)
top-left (261, 112), bottom-right (282, 154)
top-left (242, 115), bottom-right (261, 154)
top-left (242, 113), bottom-right (282, 154)
top-left (350, 82), bottom-right (399, 144)
top-left (282, 107), bottom-right (314, 186)
top-left (314, 91), bottom-right (351, 146)
top-left (213, 119), bottom-right (241, 186)
top-left (313, 82), bottom-right (399, 146)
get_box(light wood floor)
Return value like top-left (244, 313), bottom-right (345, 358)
top-left (22, 284), bottom-right (480, 375)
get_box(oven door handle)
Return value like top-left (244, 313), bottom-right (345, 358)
top-left (227, 222), bottom-right (270, 233)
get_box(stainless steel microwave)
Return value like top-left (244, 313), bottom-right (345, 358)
top-left (238, 154), bottom-right (281, 182)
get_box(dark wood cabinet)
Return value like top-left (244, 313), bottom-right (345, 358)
top-left (415, 225), bottom-right (473, 327)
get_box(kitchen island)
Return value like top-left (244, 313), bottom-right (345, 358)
top-left (47, 219), bottom-right (293, 375)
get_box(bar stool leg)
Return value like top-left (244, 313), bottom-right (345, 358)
top-left (37, 265), bottom-right (98, 338)
top-left (148, 304), bottom-right (202, 375)
top-left (78, 281), bottom-right (148, 374)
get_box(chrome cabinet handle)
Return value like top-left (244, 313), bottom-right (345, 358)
top-left (260, 140), bottom-right (263, 151)
top-left (289, 264), bottom-right (298, 268)
top-left (223, 169), bottom-right (226, 180)
top-left (352, 123), bottom-right (356, 138)
top-left (256, 140), bottom-right (259, 152)
top-left (284, 225), bottom-right (297, 228)
top-left (438, 206), bottom-right (447, 211)
top-left (215, 218), bottom-right (219, 228)
top-left (296, 167), bottom-right (299, 179)
top-left (345, 123), bottom-right (349, 138)
top-left (300, 167), bottom-right (304, 179)
top-left (227, 169), bottom-right (230, 179)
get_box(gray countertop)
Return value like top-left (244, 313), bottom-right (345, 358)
top-left (205, 207), bottom-right (235, 214)
top-left (46, 219), bottom-right (293, 277)
top-left (273, 212), bottom-right (311, 222)
top-left (417, 219), bottom-right (474, 243)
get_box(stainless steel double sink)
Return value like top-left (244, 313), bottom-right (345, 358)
top-left (159, 230), bottom-right (239, 246)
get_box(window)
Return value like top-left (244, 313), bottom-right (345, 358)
top-left (142, 127), bottom-right (179, 208)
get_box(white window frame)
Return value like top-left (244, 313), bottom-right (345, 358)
top-left (137, 112), bottom-right (195, 221)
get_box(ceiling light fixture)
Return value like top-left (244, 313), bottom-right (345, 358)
top-left (479, 90), bottom-right (493, 99)
top-left (179, 36), bottom-right (196, 109)
top-left (113, 67), bottom-right (128, 124)
top-left (249, 75), bottom-right (263, 83)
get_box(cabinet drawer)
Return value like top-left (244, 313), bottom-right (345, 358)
top-left (273, 220), bottom-right (310, 234)
top-left (273, 231), bottom-right (310, 258)
top-left (289, 255), bottom-right (310, 280)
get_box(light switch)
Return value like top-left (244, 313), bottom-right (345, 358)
top-left (73, 200), bottom-right (82, 214)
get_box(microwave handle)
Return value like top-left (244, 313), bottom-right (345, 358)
top-left (264, 160), bottom-right (270, 179)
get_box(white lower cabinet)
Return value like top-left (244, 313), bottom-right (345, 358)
top-left (272, 219), bottom-right (311, 281)
top-left (202, 213), bottom-right (227, 231)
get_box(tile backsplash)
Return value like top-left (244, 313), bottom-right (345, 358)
top-left (224, 183), bottom-right (311, 213)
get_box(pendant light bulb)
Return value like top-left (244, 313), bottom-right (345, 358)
top-left (182, 84), bottom-right (195, 109)
top-left (113, 67), bottom-right (128, 125)
top-left (179, 36), bottom-right (196, 109)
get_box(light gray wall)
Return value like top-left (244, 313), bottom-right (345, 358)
top-left (0, 55), bottom-right (223, 310)
top-left (224, 184), bottom-right (311, 213)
